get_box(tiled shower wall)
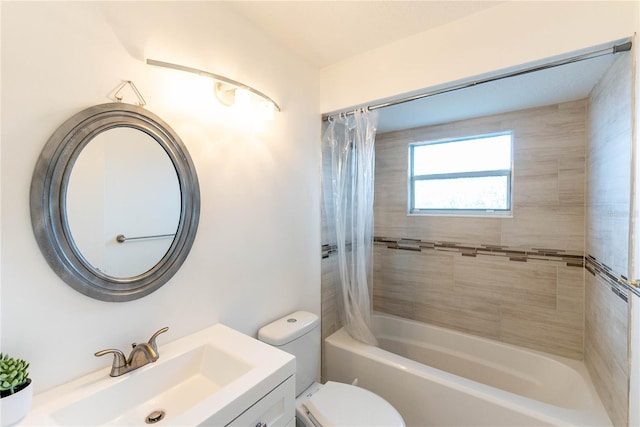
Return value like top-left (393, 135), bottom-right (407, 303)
top-left (585, 53), bottom-right (632, 427)
top-left (320, 253), bottom-right (339, 378)
top-left (372, 100), bottom-right (588, 359)
top-left (320, 138), bottom-right (341, 377)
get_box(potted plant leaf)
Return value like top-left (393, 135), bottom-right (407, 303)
top-left (0, 353), bottom-right (32, 426)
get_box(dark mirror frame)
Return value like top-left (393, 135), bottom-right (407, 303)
top-left (30, 103), bottom-right (200, 302)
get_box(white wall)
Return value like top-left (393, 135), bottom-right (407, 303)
top-left (320, 1), bottom-right (638, 113)
top-left (1, 1), bottom-right (320, 393)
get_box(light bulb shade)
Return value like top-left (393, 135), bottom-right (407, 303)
top-left (214, 82), bottom-right (236, 106)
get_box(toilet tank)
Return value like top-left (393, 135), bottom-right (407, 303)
top-left (258, 311), bottom-right (320, 397)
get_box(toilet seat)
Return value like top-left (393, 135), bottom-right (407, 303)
top-left (299, 381), bottom-right (405, 427)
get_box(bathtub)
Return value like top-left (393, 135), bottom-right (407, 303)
top-left (324, 313), bottom-right (611, 427)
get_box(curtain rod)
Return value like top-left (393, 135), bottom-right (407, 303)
top-left (322, 41), bottom-right (632, 121)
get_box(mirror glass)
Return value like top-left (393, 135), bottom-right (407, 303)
top-left (31, 103), bottom-right (200, 302)
top-left (66, 127), bottom-right (181, 278)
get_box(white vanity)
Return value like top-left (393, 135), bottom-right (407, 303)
top-left (20, 324), bottom-right (295, 426)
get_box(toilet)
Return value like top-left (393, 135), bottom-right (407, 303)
top-left (258, 311), bottom-right (405, 427)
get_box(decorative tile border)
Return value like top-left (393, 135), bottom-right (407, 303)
top-left (373, 236), bottom-right (585, 267)
top-left (322, 244), bottom-right (336, 259)
top-left (322, 237), bottom-right (640, 301)
top-left (585, 255), bottom-right (638, 301)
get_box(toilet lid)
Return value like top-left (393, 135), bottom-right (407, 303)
top-left (303, 381), bottom-right (405, 427)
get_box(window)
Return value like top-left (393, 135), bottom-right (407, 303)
top-left (409, 132), bottom-right (512, 216)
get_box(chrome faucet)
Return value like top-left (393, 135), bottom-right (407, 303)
top-left (95, 327), bottom-right (169, 377)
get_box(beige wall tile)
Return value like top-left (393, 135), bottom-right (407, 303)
top-left (559, 156), bottom-right (586, 206)
top-left (585, 52), bottom-right (632, 427)
top-left (413, 298), bottom-right (501, 339)
top-left (499, 304), bottom-right (583, 359)
top-left (375, 100), bottom-right (587, 251)
top-left (321, 256), bottom-right (340, 380)
top-left (321, 257), bottom-right (339, 337)
top-left (501, 205), bottom-right (584, 251)
top-left (587, 53), bottom-right (632, 269)
top-left (373, 245), bottom-right (583, 358)
top-left (556, 266), bottom-right (585, 314)
top-left (371, 100), bottom-right (588, 359)
top-left (512, 159), bottom-right (559, 206)
top-left (454, 255), bottom-right (558, 309)
top-left (585, 274), bottom-right (629, 427)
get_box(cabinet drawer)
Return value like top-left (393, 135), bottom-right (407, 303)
top-left (226, 376), bottom-right (295, 427)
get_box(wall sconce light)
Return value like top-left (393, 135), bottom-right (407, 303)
top-left (146, 59), bottom-right (281, 116)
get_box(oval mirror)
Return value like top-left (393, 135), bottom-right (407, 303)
top-left (31, 103), bottom-right (200, 301)
top-left (66, 127), bottom-right (181, 278)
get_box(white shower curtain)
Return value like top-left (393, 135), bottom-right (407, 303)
top-left (322, 109), bottom-right (378, 345)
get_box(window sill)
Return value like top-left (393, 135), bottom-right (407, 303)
top-left (408, 211), bottom-right (513, 218)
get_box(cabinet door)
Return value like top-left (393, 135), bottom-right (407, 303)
top-left (226, 376), bottom-right (295, 427)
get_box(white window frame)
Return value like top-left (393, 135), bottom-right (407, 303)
top-left (408, 132), bottom-right (513, 217)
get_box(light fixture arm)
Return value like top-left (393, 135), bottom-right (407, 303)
top-left (146, 59), bottom-right (281, 112)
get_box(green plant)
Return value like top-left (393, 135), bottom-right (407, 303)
top-left (0, 353), bottom-right (30, 397)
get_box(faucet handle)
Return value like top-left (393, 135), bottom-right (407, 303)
top-left (148, 327), bottom-right (169, 353)
top-left (94, 349), bottom-right (127, 369)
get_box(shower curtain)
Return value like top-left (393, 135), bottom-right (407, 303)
top-left (322, 109), bottom-right (379, 345)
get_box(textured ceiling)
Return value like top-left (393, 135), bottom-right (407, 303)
top-left (227, 1), bottom-right (503, 68)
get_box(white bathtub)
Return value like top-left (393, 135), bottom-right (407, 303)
top-left (324, 313), bottom-right (611, 427)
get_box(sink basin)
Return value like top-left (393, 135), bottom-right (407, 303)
top-left (52, 344), bottom-right (252, 425)
top-left (21, 324), bottom-right (295, 426)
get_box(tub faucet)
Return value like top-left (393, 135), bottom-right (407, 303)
top-left (95, 327), bottom-right (169, 377)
